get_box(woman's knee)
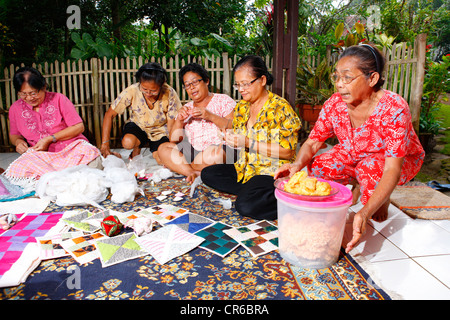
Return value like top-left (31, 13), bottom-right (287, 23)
top-left (235, 175), bottom-right (277, 220)
top-left (235, 197), bottom-right (277, 220)
top-left (194, 146), bottom-right (224, 167)
top-left (121, 134), bottom-right (140, 149)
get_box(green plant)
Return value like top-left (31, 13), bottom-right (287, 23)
top-left (419, 54), bottom-right (450, 134)
top-left (373, 32), bottom-right (396, 51)
top-left (296, 58), bottom-right (335, 106)
top-left (419, 111), bottom-right (442, 135)
top-left (333, 21), bottom-right (365, 52)
top-left (182, 33), bottom-right (233, 61)
top-left (70, 32), bottom-right (114, 60)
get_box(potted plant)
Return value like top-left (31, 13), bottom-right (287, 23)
top-left (296, 58), bottom-right (335, 128)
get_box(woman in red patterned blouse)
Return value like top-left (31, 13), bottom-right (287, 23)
top-left (275, 44), bottom-right (425, 253)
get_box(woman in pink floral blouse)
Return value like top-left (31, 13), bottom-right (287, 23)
top-left (275, 44), bottom-right (425, 253)
top-left (6, 67), bottom-right (100, 182)
top-left (158, 63), bottom-right (236, 182)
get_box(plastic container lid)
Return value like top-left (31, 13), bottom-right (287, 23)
top-left (275, 179), bottom-right (353, 208)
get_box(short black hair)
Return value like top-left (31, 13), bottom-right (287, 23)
top-left (13, 66), bottom-right (47, 92)
top-left (233, 55), bottom-right (274, 86)
top-left (135, 62), bottom-right (167, 86)
top-left (339, 44), bottom-right (386, 89)
top-left (179, 63), bottom-right (210, 84)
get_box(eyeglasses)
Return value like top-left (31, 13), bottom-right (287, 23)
top-left (18, 90), bottom-right (40, 99)
top-left (330, 73), bottom-right (365, 85)
top-left (183, 78), bottom-right (203, 90)
top-left (233, 77), bottom-right (259, 90)
top-left (139, 84), bottom-right (159, 95)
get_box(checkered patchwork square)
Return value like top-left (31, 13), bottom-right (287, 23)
top-left (223, 220), bottom-right (278, 257)
top-left (195, 222), bottom-right (240, 257)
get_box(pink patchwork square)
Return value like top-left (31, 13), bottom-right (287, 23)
top-left (0, 263), bottom-right (12, 275)
top-left (25, 236), bottom-right (37, 243)
top-left (0, 242), bottom-right (12, 251)
top-left (16, 229), bottom-right (35, 237)
top-left (1, 250), bottom-right (23, 264)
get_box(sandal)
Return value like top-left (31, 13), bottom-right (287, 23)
top-left (426, 180), bottom-right (450, 192)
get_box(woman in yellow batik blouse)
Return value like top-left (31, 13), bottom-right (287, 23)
top-left (201, 55), bottom-right (301, 220)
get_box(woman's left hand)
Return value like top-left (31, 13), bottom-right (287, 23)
top-left (30, 136), bottom-right (53, 152)
top-left (345, 210), bottom-right (370, 253)
top-left (189, 106), bottom-right (211, 120)
top-left (224, 130), bottom-right (246, 149)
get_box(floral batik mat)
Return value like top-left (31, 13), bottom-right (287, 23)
top-left (0, 177), bottom-right (391, 300)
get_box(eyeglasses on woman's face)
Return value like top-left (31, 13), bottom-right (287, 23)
top-left (139, 83), bottom-right (160, 96)
top-left (233, 77), bottom-right (259, 91)
top-left (183, 78), bottom-right (203, 90)
top-left (18, 90), bottom-right (40, 99)
top-left (330, 72), bottom-right (365, 85)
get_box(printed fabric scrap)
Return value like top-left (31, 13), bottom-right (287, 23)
top-left (3, 139), bottom-right (100, 189)
top-left (0, 175), bottom-right (35, 202)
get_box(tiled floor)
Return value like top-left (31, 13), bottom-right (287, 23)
top-left (345, 202), bottom-right (450, 299)
top-left (1, 151), bottom-right (450, 300)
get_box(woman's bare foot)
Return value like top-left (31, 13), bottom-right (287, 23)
top-left (372, 199), bottom-right (390, 222)
top-left (130, 147), bottom-right (141, 159)
top-left (0, 214), bottom-right (17, 230)
top-left (186, 171), bottom-right (200, 183)
top-left (351, 183), bottom-right (361, 205)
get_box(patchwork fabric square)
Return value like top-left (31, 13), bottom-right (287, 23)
top-left (0, 212), bottom-right (64, 279)
top-left (81, 210), bottom-right (115, 229)
top-left (116, 208), bottom-right (152, 225)
top-left (60, 232), bottom-right (105, 264)
top-left (36, 231), bottom-right (84, 260)
top-left (135, 225), bottom-right (204, 265)
top-left (95, 232), bottom-right (147, 267)
top-left (61, 210), bottom-right (99, 232)
top-left (195, 222), bottom-right (240, 257)
top-left (166, 213), bottom-right (213, 234)
top-left (223, 220), bottom-right (278, 257)
top-left (140, 205), bottom-right (189, 225)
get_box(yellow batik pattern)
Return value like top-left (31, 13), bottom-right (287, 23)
top-left (233, 91), bottom-right (301, 183)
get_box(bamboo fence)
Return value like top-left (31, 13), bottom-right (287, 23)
top-left (0, 34), bottom-right (426, 151)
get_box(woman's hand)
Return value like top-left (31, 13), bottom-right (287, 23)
top-left (224, 130), bottom-right (247, 149)
top-left (274, 163), bottom-right (301, 179)
top-left (345, 210), bottom-right (370, 253)
top-left (15, 139), bottom-right (29, 154)
top-left (100, 142), bottom-right (121, 158)
top-left (345, 157), bottom-right (403, 253)
top-left (188, 106), bottom-right (211, 120)
top-left (30, 136), bottom-right (53, 152)
top-left (176, 106), bottom-right (191, 122)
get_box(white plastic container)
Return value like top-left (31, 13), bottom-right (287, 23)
top-left (275, 180), bottom-right (352, 269)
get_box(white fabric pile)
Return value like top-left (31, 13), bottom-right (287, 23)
top-left (35, 155), bottom-right (145, 208)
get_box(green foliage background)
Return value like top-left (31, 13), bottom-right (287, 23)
top-left (0, 0), bottom-right (448, 67)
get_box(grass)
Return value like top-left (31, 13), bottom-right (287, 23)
top-left (435, 102), bottom-right (450, 155)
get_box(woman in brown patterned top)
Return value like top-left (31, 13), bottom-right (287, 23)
top-left (100, 63), bottom-right (182, 162)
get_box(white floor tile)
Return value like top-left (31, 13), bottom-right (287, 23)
top-left (431, 219), bottom-right (450, 233)
top-left (371, 259), bottom-right (450, 300)
top-left (371, 218), bottom-right (450, 257)
top-left (344, 223), bottom-right (408, 262)
top-left (413, 255), bottom-right (450, 289)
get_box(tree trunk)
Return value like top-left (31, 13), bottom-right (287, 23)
top-left (111, 0), bottom-right (121, 42)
